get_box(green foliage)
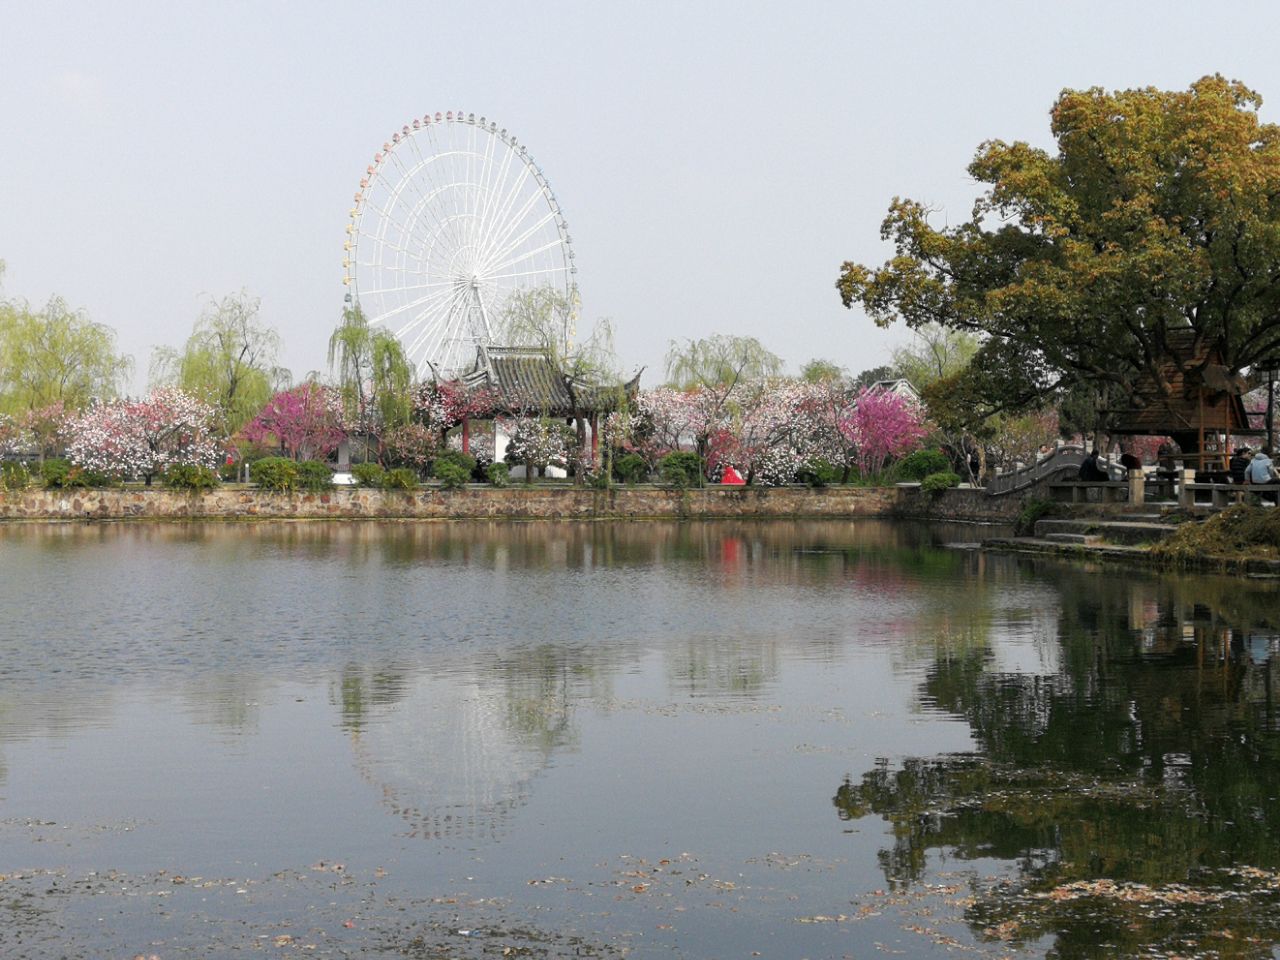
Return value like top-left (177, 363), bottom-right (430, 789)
top-left (251, 456), bottom-right (299, 491)
top-left (894, 449), bottom-right (951, 481)
top-left (0, 461), bottom-right (31, 491)
top-left (851, 364), bottom-right (895, 391)
top-left (328, 304), bottom-right (415, 430)
top-left (920, 471), bottom-right (961, 494)
top-left (149, 291), bottom-right (287, 438)
top-left (664, 334), bottom-right (783, 390)
top-left (658, 451), bottom-right (704, 488)
top-left (587, 469), bottom-right (612, 490)
top-left (433, 449), bottom-right (476, 477)
top-left (40, 458), bottom-right (117, 489)
top-left (0, 294), bottom-right (132, 415)
top-left (1014, 498), bottom-right (1058, 537)
top-left (164, 464), bottom-right (219, 492)
top-left (795, 460), bottom-right (842, 488)
top-left (296, 460), bottom-right (333, 491)
top-left (839, 76), bottom-right (1280, 419)
top-left (351, 462), bottom-right (385, 487)
top-left (382, 467), bottom-right (419, 490)
top-left (799, 358), bottom-right (846, 384)
top-left (486, 462), bottom-right (510, 488)
top-left (433, 460), bottom-right (470, 489)
top-left (612, 452), bottom-right (649, 484)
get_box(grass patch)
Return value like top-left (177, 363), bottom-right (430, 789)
top-left (1150, 505), bottom-right (1280, 563)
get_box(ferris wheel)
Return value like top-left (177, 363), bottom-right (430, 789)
top-left (344, 111), bottom-right (577, 377)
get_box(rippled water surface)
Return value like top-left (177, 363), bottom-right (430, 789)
top-left (2, 519), bottom-right (1279, 959)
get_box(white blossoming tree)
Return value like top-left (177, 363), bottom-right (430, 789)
top-left (63, 387), bottom-right (222, 484)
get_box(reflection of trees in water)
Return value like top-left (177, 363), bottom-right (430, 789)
top-left (667, 635), bottom-right (781, 697)
top-left (341, 643), bottom-right (624, 842)
top-left (181, 673), bottom-right (270, 732)
top-left (836, 566), bottom-right (1280, 954)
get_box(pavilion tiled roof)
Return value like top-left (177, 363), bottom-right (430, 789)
top-left (462, 345), bottom-right (639, 417)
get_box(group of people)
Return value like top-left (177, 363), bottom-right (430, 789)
top-left (1230, 446), bottom-right (1279, 491)
top-left (1077, 443), bottom-right (1278, 503)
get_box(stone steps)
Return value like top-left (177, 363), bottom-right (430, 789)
top-left (1034, 518), bottom-right (1179, 545)
top-left (1043, 532), bottom-right (1100, 545)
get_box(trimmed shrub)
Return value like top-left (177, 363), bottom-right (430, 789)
top-left (433, 449), bottom-right (476, 477)
top-left (164, 464), bottom-right (219, 492)
top-left (434, 459), bottom-right (470, 489)
top-left (920, 470), bottom-right (962, 494)
top-left (1, 461), bottom-right (32, 491)
top-left (251, 457), bottom-right (299, 491)
top-left (351, 463), bottom-right (385, 487)
top-left (486, 462), bottom-right (510, 488)
top-left (42, 459), bottom-right (118, 489)
top-left (382, 467), bottom-right (419, 490)
top-left (297, 460), bottom-right (334, 491)
top-left (895, 449), bottom-right (951, 481)
top-left (612, 452), bottom-right (649, 485)
top-left (658, 451), bottom-right (704, 489)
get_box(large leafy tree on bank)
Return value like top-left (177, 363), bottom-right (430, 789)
top-left (837, 76), bottom-right (1280, 424)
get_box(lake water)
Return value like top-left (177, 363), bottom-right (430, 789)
top-left (1, 519), bottom-right (1279, 959)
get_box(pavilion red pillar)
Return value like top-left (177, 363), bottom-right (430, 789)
top-left (462, 417), bottom-right (471, 455)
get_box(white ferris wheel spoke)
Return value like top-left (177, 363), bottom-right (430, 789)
top-left (481, 213), bottom-right (562, 275)
top-left (349, 114), bottom-right (575, 377)
top-left (475, 163), bottom-right (534, 267)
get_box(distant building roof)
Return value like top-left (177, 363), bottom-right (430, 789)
top-left (461, 345), bottom-right (640, 417)
top-left (867, 378), bottom-right (920, 403)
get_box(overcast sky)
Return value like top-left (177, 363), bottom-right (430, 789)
top-left (3, 1), bottom-right (1279, 391)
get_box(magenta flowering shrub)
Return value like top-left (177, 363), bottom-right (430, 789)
top-left (243, 383), bottom-right (346, 461)
top-left (840, 388), bottom-right (928, 476)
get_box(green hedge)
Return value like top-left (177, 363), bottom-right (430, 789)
top-left (351, 463), bottom-right (385, 487)
top-left (382, 467), bottom-right (418, 490)
top-left (164, 464), bottom-right (219, 492)
top-left (658, 451), bottom-right (703, 488)
top-left (250, 457), bottom-right (298, 491)
top-left (486, 462), bottom-right (510, 487)
top-left (297, 460), bottom-right (333, 491)
top-left (434, 460), bottom-right (470, 489)
top-left (612, 452), bottom-right (648, 484)
top-left (920, 471), bottom-right (962, 494)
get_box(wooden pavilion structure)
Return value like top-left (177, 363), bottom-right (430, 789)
top-left (1104, 329), bottom-right (1259, 471)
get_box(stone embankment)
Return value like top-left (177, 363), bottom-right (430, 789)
top-left (0, 484), bottom-right (900, 521)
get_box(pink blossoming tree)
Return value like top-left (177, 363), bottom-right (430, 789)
top-left (242, 383), bottom-right (346, 461)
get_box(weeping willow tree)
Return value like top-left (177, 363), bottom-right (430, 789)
top-left (328, 304), bottom-right (415, 453)
top-left (150, 291), bottom-right (288, 438)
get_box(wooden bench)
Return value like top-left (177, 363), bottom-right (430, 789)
top-left (1047, 481), bottom-right (1130, 504)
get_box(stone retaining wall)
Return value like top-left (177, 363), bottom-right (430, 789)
top-left (893, 484), bottom-right (1030, 522)
top-left (0, 484), bottom-right (900, 521)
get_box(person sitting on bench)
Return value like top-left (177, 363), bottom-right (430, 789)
top-left (1246, 447), bottom-right (1278, 504)
top-left (1079, 449), bottom-right (1107, 481)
